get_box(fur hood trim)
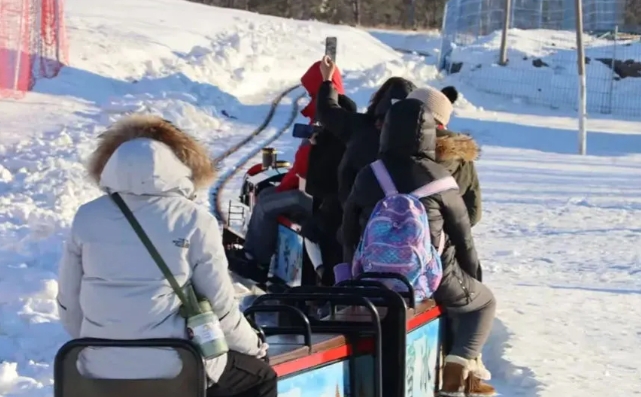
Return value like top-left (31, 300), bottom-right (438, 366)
top-left (87, 115), bottom-right (215, 189)
top-left (436, 133), bottom-right (480, 162)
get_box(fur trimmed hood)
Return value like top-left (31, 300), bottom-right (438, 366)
top-left (87, 115), bottom-right (215, 192)
top-left (436, 131), bottom-right (480, 162)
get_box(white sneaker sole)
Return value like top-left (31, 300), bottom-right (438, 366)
top-left (437, 392), bottom-right (465, 397)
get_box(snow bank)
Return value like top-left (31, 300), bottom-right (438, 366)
top-left (368, 28), bottom-right (442, 55)
top-left (60, 0), bottom-right (427, 99)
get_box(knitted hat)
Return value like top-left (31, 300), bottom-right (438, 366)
top-left (407, 87), bottom-right (454, 126)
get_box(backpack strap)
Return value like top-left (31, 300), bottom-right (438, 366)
top-left (370, 160), bottom-right (398, 196)
top-left (411, 176), bottom-right (459, 198)
top-left (410, 176), bottom-right (459, 256)
top-left (437, 232), bottom-right (446, 256)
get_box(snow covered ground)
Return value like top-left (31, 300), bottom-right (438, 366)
top-left (368, 28), bottom-right (442, 55)
top-left (0, 0), bottom-right (640, 396)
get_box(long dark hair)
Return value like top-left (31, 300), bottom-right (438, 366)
top-left (366, 77), bottom-right (416, 117)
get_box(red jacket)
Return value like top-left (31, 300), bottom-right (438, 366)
top-left (275, 142), bottom-right (311, 192)
top-left (276, 62), bottom-right (345, 193)
top-left (300, 61), bottom-right (346, 122)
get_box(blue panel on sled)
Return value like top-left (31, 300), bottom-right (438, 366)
top-left (350, 355), bottom-right (375, 397)
top-left (269, 224), bottom-right (304, 287)
top-left (405, 318), bottom-right (441, 397)
top-left (277, 360), bottom-right (348, 397)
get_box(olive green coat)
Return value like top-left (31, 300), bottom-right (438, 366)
top-left (436, 130), bottom-right (482, 227)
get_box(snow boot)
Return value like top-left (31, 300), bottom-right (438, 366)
top-left (438, 355), bottom-right (496, 397)
top-left (231, 249), bottom-right (269, 283)
top-left (466, 355), bottom-right (496, 397)
top-left (438, 355), bottom-right (468, 397)
top-left (465, 373), bottom-right (496, 397)
top-left (473, 353), bottom-right (491, 380)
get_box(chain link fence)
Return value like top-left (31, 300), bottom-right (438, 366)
top-left (439, 0), bottom-right (641, 118)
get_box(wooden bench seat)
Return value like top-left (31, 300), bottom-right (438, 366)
top-left (325, 299), bottom-right (438, 324)
top-left (267, 333), bottom-right (346, 365)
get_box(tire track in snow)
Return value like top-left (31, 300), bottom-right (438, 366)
top-left (210, 84), bottom-right (305, 226)
top-left (209, 45), bottom-right (431, 225)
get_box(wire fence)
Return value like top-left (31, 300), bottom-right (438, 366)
top-left (439, 0), bottom-right (641, 118)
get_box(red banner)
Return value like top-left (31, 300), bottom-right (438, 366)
top-left (0, 0), bottom-right (68, 98)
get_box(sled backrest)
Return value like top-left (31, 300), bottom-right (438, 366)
top-left (54, 338), bottom-right (206, 397)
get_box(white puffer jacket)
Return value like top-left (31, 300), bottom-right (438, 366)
top-left (56, 115), bottom-right (260, 382)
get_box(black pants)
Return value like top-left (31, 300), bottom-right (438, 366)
top-left (207, 351), bottom-right (277, 397)
top-left (312, 196), bottom-right (344, 286)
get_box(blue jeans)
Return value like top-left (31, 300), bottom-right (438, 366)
top-left (243, 187), bottom-right (312, 264)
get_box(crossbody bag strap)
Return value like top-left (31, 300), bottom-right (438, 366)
top-left (110, 193), bottom-right (191, 308)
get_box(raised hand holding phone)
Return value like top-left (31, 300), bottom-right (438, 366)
top-left (319, 55), bottom-right (336, 82)
top-left (324, 36), bottom-right (337, 61)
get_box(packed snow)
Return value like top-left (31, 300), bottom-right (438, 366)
top-left (0, 0), bottom-right (640, 396)
top-left (368, 28), bottom-right (442, 55)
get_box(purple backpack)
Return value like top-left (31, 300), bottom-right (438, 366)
top-left (352, 160), bottom-right (458, 300)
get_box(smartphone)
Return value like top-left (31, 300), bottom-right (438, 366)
top-left (325, 37), bottom-right (337, 61)
top-left (292, 123), bottom-right (316, 139)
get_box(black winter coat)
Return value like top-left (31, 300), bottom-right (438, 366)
top-left (316, 81), bottom-right (379, 205)
top-left (341, 98), bottom-right (481, 307)
top-left (316, 80), bottom-right (414, 206)
top-left (305, 94), bottom-right (357, 199)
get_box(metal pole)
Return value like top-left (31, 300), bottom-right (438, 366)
top-left (409, 0), bottom-right (415, 29)
top-left (499, 0), bottom-right (512, 65)
top-left (607, 25), bottom-right (618, 114)
top-left (575, 0), bottom-right (587, 155)
top-left (54, 0), bottom-right (60, 63)
top-left (538, 0), bottom-right (542, 29)
top-left (437, 1), bottom-right (449, 70)
top-left (476, 0), bottom-right (483, 36)
top-left (13, 0), bottom-right (24, 90)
